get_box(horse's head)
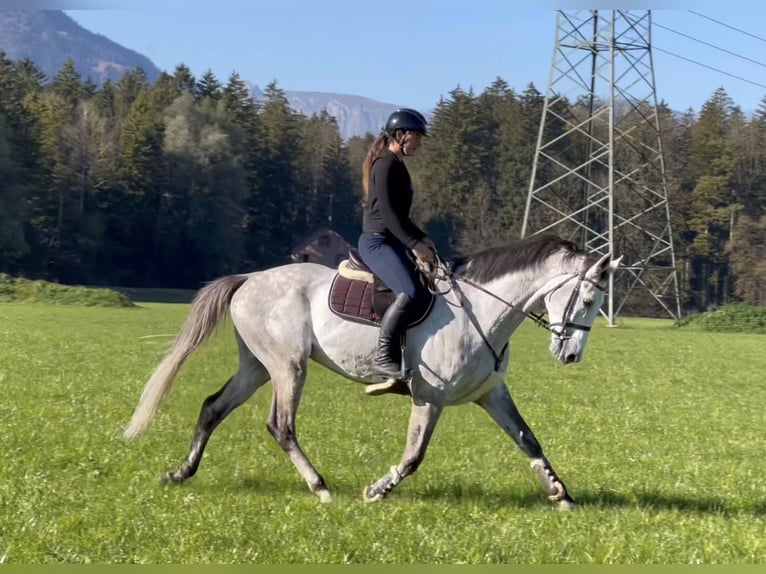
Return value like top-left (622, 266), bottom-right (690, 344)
top-left (542, 252), bottom-right (622, 364)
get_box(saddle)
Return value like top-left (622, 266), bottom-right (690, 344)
top-left (329, 248), bottom-right (434, 327)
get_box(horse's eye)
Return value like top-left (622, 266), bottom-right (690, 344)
top-left (583, 298), bottom-right (593, 308)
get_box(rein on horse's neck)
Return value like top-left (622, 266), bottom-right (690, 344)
top-left (444, 251), bottom-right (589, 337)
top-left (438, 253), bottom-right (588, 370)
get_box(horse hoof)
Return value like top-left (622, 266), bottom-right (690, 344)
top-left (316, 489), bottom-right (333, 503)
top-left (557, 496), bottom-right (577, 511)
top-left (161, 471), bottom-right (182, 485)
top-left (362, 485), bottom-right (385, 503)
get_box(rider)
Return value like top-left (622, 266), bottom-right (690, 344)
top-left (358, 108), bottom-right (437, 389)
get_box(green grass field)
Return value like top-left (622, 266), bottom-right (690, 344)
top-left (0, 302), bottom-right (764, 564)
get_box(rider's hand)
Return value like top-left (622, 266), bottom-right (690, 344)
top-left (412, 241), bottom-right (436, 266)
top-left (419, 236), bottom-right (436, 251)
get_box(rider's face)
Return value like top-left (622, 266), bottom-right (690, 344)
top-left (401, 131), bottom-right (424, 155)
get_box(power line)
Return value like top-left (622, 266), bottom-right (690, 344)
top-left (687, 10), bottom-right (766, 44)
top-left (654, 46), bottom-right (766, 90)
top-left (654, 22), bottom-right (766, 70)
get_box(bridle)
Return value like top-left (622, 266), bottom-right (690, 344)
top-left (543, 269), bottom-right (607, 341)
top-left (419, 256), bottom-right (607, 369)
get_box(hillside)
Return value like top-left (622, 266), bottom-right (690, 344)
top-left (0, 10), bottom-right (400, 139)
top-left (0, 10), bottom-right (162, 84)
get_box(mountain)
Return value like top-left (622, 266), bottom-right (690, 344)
top-left (0, 10), bottom-right (162, 84)
top-left (0, 10), bottom-right (399, 139)
top-left (283, 91), bottom-right (399, 140)
top-left (247, 83), bottom-right (397, 139)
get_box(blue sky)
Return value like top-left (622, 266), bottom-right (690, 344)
top-left (54, 1), bottom-right (766, 114)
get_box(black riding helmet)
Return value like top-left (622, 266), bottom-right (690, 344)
top-left (384, 108), bottom-right (428, 136)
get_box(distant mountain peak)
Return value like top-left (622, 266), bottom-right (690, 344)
top-left (283, 91), bottom-right (400, 139)
top-left (1, 11), bottom-right (403, 139)
top-left (0, 10), bottom-right (162, 84)
top-left (243, 80), bottom-right (400, 139)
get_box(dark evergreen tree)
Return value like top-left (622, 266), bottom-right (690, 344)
top-left (160, 93), bottom-right (248, 285)
top-left (253, 81), bottom-right (304, 266)
top-left (686, 88), bottom-right (739, 308)
top-left (0, 47), bottom-right (763, 310)
top-left (172, 63), bottom-right (197, 96)
top-left (197, 69), bottom-right (223, 101)
top-left (0, 114), bottom-right (29, 269)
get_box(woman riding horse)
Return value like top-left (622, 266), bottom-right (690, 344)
top-left (358, 108), bottom-right (437, 390)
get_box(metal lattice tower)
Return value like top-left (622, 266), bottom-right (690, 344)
top-left (522, 10), bottom-right (682, 323)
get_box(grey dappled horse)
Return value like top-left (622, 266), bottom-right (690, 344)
top-left (125, 235), bottom-right (621, 509)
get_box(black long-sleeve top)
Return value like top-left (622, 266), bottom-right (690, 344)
top-left (362, 150), bottom-right (427, 248)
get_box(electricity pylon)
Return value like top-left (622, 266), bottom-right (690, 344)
top-left (522, 10), bottom-right (682, 323)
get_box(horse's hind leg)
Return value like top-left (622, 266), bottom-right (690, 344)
top-left (475, 376), bottom-right (576, 510)
top-left (163, 332), bottom-right (269, 484)
top-left (266, 359), bottom-right (332, 503)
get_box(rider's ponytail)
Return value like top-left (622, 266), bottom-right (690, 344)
top-left (362, 134), bottom-right (390, 206)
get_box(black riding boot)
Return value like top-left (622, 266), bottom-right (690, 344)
top-left (372, 292), bottom-right (413, 381)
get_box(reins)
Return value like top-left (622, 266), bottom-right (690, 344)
top-left (421, 256), bottom-right (553, 331)
top-left (417, 254), bottom-right (607, 370)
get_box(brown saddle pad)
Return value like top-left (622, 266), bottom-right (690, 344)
top-left (328, 274), bottom-right (434, 327)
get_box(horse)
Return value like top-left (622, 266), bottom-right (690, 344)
top-left (124, 234), bottom-right (621, 510)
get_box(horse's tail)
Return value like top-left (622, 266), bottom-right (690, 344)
top-left (124, 274), bottom-right (249, 439)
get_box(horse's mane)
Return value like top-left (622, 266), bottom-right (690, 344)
top-left (450, 234), bottom-right (585, 284)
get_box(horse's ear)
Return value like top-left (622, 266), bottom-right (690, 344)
top-left (589, 253), bottom-right (623, 277)
top-left (589, 252), bottom-right (612, 276)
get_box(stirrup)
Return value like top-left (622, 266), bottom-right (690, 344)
top-left (365, 377), bottom-right (411, 396)
top-left (367, 340), bottom-right (409, 396)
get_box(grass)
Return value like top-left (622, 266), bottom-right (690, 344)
top-left (0, 302), bottom-right (764, 563)
top-left (675, 302), bottom-right (766, 335)
top-left (0, 274), bottom-right (133, 307)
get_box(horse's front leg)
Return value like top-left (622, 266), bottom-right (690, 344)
top-left (475, 375), bottom-right (576, 510)
top-left (363, 397), bottom-right (443, 502)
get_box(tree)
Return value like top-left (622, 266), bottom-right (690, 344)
top-left (0, 114), bottom-right (29, 269)
top-left (13, 58), bottom-right (47, 93)
top-left (299, 112), bottom-right (340, 227)
top-left (221, 71), bottom-right (258, 125)
top-left (113, 67), bottom-right (150, 123)
top-left (0, 49), bottom-right (764, 307)
top-left (160, 93), bottom-right (248, 285)
top-left (727, 215), bottom-right (766, 305)
top-left (220, 72), bottom-right (265, 270)
top-left (196, 69), bottom-right (222, 101)
top-left (50, 58), bottom-right (92, 106)
top-left (112, 86), bottom-right (168, 285)
top-left (686, 88), bottom-right (739, 308)
top-left (251, 81), bottom-right (304, 266)
top-left (172, 63), bottom-right (197, 96)
top-left (737, 95), bottom-right (766, 217)
top-left (0, 53), bottom-right (47, 275)
top-left (412, 86), bottom-right (486, 254)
